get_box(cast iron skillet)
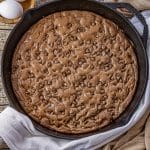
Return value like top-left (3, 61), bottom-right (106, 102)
top-left (1, 0), bottom-right (149, 139)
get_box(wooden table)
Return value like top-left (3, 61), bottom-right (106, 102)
top-left (0, 0), bottom-right (45, 148)
top-left (0, 22), bottom-right (14, 149)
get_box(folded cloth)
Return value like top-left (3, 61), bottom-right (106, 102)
top-left (0, 10), bottom-right (150, 150)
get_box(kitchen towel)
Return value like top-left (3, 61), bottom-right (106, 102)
top-left (0, 10), bottom-right (150, 150)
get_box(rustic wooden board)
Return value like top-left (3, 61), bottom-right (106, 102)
top-left (0, 35), bottom-right (9, 149)
top-left (0, 30), bottom-right (10, 51)
top-left (0, 22), bottom-right (14, 30)
top-left (0, 138), bottom-right (8, 150)
top-left (0, 48), bottom-right (9, 106)
top-left (0, 1), bottom-right (42, 149)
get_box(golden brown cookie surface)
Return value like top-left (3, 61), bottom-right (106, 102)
top-left (11, 11), bottom-right (138, 134)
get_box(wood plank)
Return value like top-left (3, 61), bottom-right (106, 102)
top-left (0, 138), bottom-right (9, 150)
top-left (0, 105), bottom-right (7, 112)
top-left (0, 25), bottom-right (10, 150)
top-left (0, 30), bottom-right (11, 51)
top-left (0, 50), bottom-right (9, 106)
top-left (0, 50), bottom-right (2, 76)
top-left (0, 22), bottom-right (14, 30)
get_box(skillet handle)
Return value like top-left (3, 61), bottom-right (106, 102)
top-left (103, 2), bottom-right (148, 49)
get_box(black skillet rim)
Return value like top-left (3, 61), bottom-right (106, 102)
top-left (1, 0), bottom-right (149, 139)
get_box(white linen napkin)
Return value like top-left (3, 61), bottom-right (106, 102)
top-left (0, 11), bottom-right (150, 150)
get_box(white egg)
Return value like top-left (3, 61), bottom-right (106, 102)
top-left (0, 0), bottom-right (23, 19)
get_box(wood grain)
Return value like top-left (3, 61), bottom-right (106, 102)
top-left (0, 30), bottom-right (9, 149)
top-left (0, 1), bottom-right (42, 149)
top-left (0, 22), bottom-right (14, 30)
top-left (0, 138), bottom-right (8, 150)
top-left (0, 30), bottom-right (10, 51)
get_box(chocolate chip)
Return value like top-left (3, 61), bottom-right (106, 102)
top-left (87, 74), bottom-right (92, 79)
top-left (92, 41), bottom-right (97, 46)
top-left (91, 22), bottom-right (96, 26)
top-left (68, 60), bottom-right (73, 67)
top-left (69, 35), bottom-right (77, 41)
top-left (85, 48), bottom-right (91, 54)
top-left (104, 63), bottom-right (112, 71)
top-left (116, 73), bottom-right (122, 81)
top-left (90, 65), bottom-right (94, 69)
top-left (54, 25), bottom-right (58, 30)
top-left (56, 39), bottom-right (62, 46)
top-left (79, 40), bottom-right (84, 46)
top-left (92, 45), bottom-right (98, 50)
top-left (39, 83), bottom-right (44, 89)
top-left (63, 40), bottom-right (68, 46)
top-left (25, 91), bottom-right (30, 95)
top-left (80, 75), bottom-right (87, 80)
top-left (62, 69), bottom-right (71, 76)
top-left (53, 59), bottom-right (59, 64)
top-left (64, 50), bottom-right (71, 57)
top-left (67, 23), bottom-right (72, 28)
top-left (74, 82), bottom-right (79, 87)
top-left (77, 27), bottom-right (85, 33)
top-left (52, 88), bottom-right (57, 93)
top-left (78, 58), bottom-right (86, 65)
top-left (47, 62), bottom-right (52, 67)
top-left (43, 51), bottom-right (48, 56)
top-left (43, 68), bottom-right (48, 74)
top-left (87, 82), bottom-right (92, 88)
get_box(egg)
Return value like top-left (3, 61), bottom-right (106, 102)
top-left (0, 0), bottom-right (23, 19)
